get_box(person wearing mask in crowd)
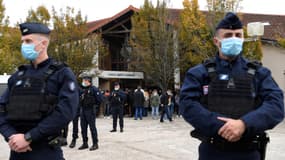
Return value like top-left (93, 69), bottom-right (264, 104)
top-left (180, 12), bottom-right (284, 160)
top-left (0, 22), bottom-right (79, 160)
top-left (110, 82), bottom-right (126, 132)
top-left (77, 76), bottom-right (103, 151)
top-left (150, 89), bottom-right (160, 120)
top-left (133, 86), bottom-right (145, 120)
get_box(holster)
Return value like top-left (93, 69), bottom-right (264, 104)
top-left (47, 136), bottom-right (66, 148)
top-left (190, 130), bottom-right (270, 154)
top-left (258, 133), bottom-right (270, 160)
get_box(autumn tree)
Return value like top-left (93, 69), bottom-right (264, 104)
top-left (26, 5), bottom-right (51, 25)
top-left (242, 29), bottom-right (262, 60)
top-left (206, 0), bottom-right (243, 34)
top-left (130, 0), bottom-right (177, 91)
top-left (25, 6), bottom-right (108, 77)
top-left (0, 0), bottom-right (22, 74)
top-left (178, 0), bottom-right (215, 77)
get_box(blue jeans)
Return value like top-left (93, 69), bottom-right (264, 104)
top-left (135, 106), bottom-right (143, 120)
top-left (104, 103), bottom-right (110, 116)
top-left (151, 106), bottom-right (159, 118)
top-left (169, 102), bottom-right (174, 118)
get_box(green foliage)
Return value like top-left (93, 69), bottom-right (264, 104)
top-left (48, 7), bottom-right (108, 77)
top-left (24, 6), bottom-right (109, 79)
top-left (243, 28), bottom-right (262, 60)
top-left (0, 3), bottom-right (109, 77)
top-left (0, 0), bottom-right (23, 74)
top-left (178, 0), bottom-right (215, 76)
top-left (130, 0), bottom-right (177, 91)
top-left (277, 38), bottom-right (285, 48)
top-left (206, 0), bottom-right (243, 35)
top-left (26, 5), bottom-right (51, 25)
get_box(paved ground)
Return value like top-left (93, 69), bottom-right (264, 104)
top-left (1, 116), bottom-right (285, 160)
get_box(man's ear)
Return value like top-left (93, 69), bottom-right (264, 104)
top-left (213, 37), bottom-right (220, 47)
top-left (42, 40), bottom-right (49, 46)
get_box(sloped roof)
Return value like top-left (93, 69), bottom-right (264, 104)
top-left (87, 6), bottom-right (285, 40)
top-left (87, 5), bottom-right (138, 33)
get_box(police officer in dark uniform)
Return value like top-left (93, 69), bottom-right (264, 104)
top-left (0, 22), bottom-right (79, 160)
top-left (110, 82), bottom-right (126, 132)
top-left (77, 76), bottom-right (103, 151)
top-left (68, 100), bottom-right (81, 148)
top-left (180, 13), bottom-right (284, 160)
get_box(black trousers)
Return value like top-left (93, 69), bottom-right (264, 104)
top-left (10, 142), bottom-right (64, 160)
top-left (198, 142), bottom-right (260, 160)
top-left (80, 105), bottom-right (98, 144)
top-left (71, 113), bottom-right (80, 139)
top-left (111, 105), bottom-right (124, 130)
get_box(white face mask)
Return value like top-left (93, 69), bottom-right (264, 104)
top-left (114, 87), bottom-right (119, 91)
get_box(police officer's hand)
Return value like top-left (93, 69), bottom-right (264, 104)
top-left (8, 134), bottom-right (32, 152)
top-left (217, 117), bottom-right (246, 142)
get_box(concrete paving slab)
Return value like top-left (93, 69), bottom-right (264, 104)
top-left (1, 117), bottom-right (284, 160)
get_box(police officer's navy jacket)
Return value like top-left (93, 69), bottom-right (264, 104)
top-left (180, 55), bottom-right (284, 138)
top-left (80, 85), bottom-right (103, 107)
top-left (0, 58), bottom-right (79, 142)
top-left (110, 89), bottom-right (126, 107)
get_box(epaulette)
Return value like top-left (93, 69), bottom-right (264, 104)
top-left (17, 65), bottom-right (29, 77)
top-left (202, 58), bottom-right (216, 68)
top-left (17, 64), bottom-right (29, 71)
top-left (49, 60), bottom-right (67, 70)
top-left (202, 58), bottom-right (217, 80)
top-left (44, 60), bottom-right (67, 81)
top-left (247, 60), bottom-right (262, 69)
top-left (247, 60), bottom-right (262, 76)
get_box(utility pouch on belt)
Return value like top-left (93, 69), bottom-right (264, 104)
top-left (191, 130), bottom-right (269, 154)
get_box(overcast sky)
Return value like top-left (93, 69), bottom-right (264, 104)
top-left (3, 0), bottom-right (285, 26)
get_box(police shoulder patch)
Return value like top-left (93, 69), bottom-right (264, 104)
top-left (69, 81), bottom-right (76, 91)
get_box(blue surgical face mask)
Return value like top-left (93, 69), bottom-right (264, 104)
top-left (81, 82), bottom-right (87, 87)
top-left (21, 43), bottom-right (40, 61)
top-left (220, 37), bottom-right (244, 57)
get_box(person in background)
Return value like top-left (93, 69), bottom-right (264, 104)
top-left (150, 89), bottom-right (160, 120)
top-left (160, 91), bottom-right (173, 123)
top-left (143, 90), bottom-right (150, 117)
top-left (109, 82), bottom-right (126, 133)
top-left (133, 86), bottom-right (145, 120)
top-left (77, 76), bottom-right (103, 151)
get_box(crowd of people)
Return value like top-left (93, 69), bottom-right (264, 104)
top-left (100, 86), bottom-right (181, 122)
top-left (64, 80), bottom-right (182, 152)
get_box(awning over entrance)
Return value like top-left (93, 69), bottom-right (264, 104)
top-left (99, 70), bottom-right (144, 79)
